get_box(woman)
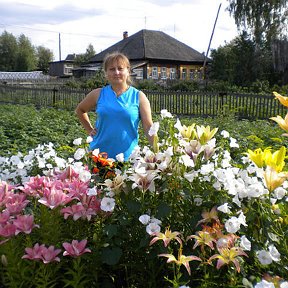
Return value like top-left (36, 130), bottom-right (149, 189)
top-left (75, 52), bottom-right (154, 161)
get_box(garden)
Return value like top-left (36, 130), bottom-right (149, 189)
top-left (0, 93), bottom-right (287, 287)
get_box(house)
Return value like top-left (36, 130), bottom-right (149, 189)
top-left (49, 54), bottom-right (76, 77)
top-left (89, 29), bottom-right (209, 81)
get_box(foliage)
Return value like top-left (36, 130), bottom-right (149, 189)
top-left (0, 105), bottom-right (90, 157)
top-left (0, 31), bottom-right (53, 73)
top-left (227, 0), bottom-right (288, 45)
top-left (36, 46), bottom-right (54, 74)
top-left (210, 32), bottom-right (274, 88)
top-left (0, 103), bottom-right (288, 287)
top-left (74, 44), bottom-right (96, 66)
top-left (0, 31), bottom-right (18, 71)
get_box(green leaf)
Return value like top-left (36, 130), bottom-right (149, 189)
top-left (126, 199), bottom-right (141, 215)
top-left (156, 202), bottom-right (171, 218)
top-left (101, 247), bottom-right (122, 265)
top-left (103, 224), bottom-right (118, 239)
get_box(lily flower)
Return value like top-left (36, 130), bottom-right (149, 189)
top-left (196, 125), bottom-right (218, 145)
top-left (150, 227), bottom-right (182, 247)
top-left (273, 91), bottom-right (288, 107)
top-left (159, 247), bottom-right (202, 275)
top-left (63, 239), bottom-right (91, 257)
top-left (197, 206), bottom-right (219, 226)
top-left (263, 146), bottom-right (286, 172)
top-left (208, 246), bottom-right (248, 273)
top-left (263, 166), bottom-right (288, 192)
top-left (187, 231), bottom-right (216, 252)
top-left (270, 114), bottom-right (288, 133)
top-left (246, 148), bottom-right (265, 168)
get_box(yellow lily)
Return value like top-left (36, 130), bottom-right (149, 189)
top-left (270, 114), bottom-right (288, 132)
top-left (263, 166), bottom-right (288, 192)
top-left (180, 123), bottom-right (196, 140)
top-left (159, 246), bottom-right (202, 275)
top-left (246, 148), bottom-right (265, 168)
top-left (196, 125), bottom-right (218, 145)
top-left (273, 91), bottom-right (288, 108)
top-left (187, 231), bottom-right (216, 252)
top-left (263, 146), bottom-right (286, 172)
top-left (149, 227), bottom-right (182, 247)
top-left (208, 247), bottom-right (248, 273)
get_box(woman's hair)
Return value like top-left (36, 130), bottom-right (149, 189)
top-left (103, 52), bottom-right (132, 84)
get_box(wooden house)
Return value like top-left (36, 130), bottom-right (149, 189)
top-left (89, 29), bottom-right (209, 81)
top-left (49, 54), bottom-right (76, 78)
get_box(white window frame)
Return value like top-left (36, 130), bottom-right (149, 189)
top-left (170, 67), bottom-right (176, 79)
top-left (152, 66), bottom-right (158, 79)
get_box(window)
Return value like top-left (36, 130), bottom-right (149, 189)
top-left (133, 68), bottom-right (143, 79)
top-left (64, 64), bottom-right (73, 75)
top-left (182, 68), bottom-right (187, 80)
top-left (170, 68), bottom-right (176, 79)
top-left (152, 67), bottom-right (158, 79)
top-left (189, 69), bottom-right (194, 80)
top-left (161, 67), bottom-right (167, 79)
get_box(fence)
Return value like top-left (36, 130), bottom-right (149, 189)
top-left (0, 85), bottom-right (286, 119)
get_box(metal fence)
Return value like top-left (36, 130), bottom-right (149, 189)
top-left (0, 85), bottom-right (286, 119)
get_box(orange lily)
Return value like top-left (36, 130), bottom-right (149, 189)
top-left (208, 247), bottom-right (248, 273)
top-left (150, 227), bottom-right (182, 247)
top-left (197, 206), bottom-right (219, 226)
top-left (159, 247), bottom-right (202, 275)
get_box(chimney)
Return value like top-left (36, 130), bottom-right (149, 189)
top-left (123, 31), bottom-right (128, 39)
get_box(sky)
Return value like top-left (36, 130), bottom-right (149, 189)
top-left (0, 0), bottom-right (239, 61)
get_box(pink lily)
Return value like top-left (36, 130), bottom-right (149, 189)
top-left (5, 194), bottom-right (29, 215)
top-left (0, 210), bottom-right (10, 224)
top-left (61, 204), bottom-right (96, 221)
top-left (22, 243), bottom-right (46, 261)
top-left (0, 222), bottom-right (16, 237)
top-left (40, 245), bottom-right (62, 264)
top-left (38, 186), bottom-right (71, 209)
top-left (63, 239), bottom-right (91, 257)
top-left (13, 214), bottom-right (39, 235)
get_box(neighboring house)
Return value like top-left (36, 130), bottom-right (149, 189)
top-left (89, 29), bottom-right (209, 81)
top-left (49, 54), bottom-right (76, 77)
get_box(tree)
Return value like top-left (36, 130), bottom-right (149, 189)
top-left (36, 46), bottom-right (54, 74)
top-left (0, 31), bottom-right (18, 71)
top-left (227, 0), bottom-right (288, 45)
top-left (15, 34), bottom-right (37, 71)
top-left (74, 43), bottom-right (96, 66)
top-left (210, 32), bottom-right (275, 87)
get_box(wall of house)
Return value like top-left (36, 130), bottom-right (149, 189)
top-left (49, 62), bottom-right (74, 77)
top-left (138, 63), bottom-right (204, 80)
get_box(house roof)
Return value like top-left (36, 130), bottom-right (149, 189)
top-left (89, 29), bottom-right (207, 64)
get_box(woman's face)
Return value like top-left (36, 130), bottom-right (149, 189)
top-left (105, 60), bottom-right (129, 85)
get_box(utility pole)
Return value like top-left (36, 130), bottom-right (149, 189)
top-left (59, 33), bottom-right (61, 61)
top-left (202, 3), bottom-right (222, 77)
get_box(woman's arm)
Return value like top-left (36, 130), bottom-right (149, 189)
top-left (75, 88), bottom-right (101, 135)
top-left (139, 91), bottom-right (154, 146)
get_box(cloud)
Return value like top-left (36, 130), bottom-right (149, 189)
top-left (0, 2), bottom-right (104, 25)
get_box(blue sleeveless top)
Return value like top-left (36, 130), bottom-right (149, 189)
top-left (90, 85), bottom-right (140, 160)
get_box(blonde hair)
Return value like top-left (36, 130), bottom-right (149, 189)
top-left (103, 52), bottom-right (132, 85)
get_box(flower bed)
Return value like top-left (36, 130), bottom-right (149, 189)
top-left (0, 94), bottom-right (287, 288)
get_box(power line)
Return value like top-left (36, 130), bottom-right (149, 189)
top-left (0, 23), bottom-right (100, 38)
